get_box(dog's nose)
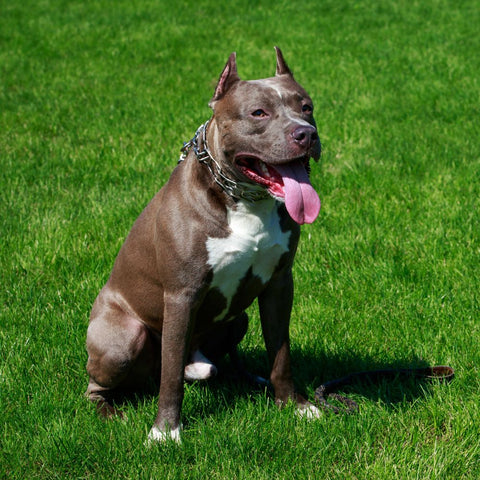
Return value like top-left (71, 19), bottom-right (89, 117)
top-left (292, 125), bottom-right (318, 148)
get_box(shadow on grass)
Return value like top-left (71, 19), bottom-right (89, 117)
top-left (237, 348), bottom-right (449, 409)
top-left (290, 349), bottom-right (450, 408)
top-left (104, 348), bottom-right (451, 421)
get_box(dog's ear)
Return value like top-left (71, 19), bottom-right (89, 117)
top-left (210, 52), bottom-right (240, 105)
top-left (274, 46), bottom-right (294, 77)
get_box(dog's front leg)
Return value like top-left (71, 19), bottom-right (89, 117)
top-left (258, 269), bottom-right (298, 405)
top-left (148, 291), bottom-right (195, 444)
top-left (259, 270), bottom-right (321, 419)
top-left (259, 269), bottom-right (315, 411)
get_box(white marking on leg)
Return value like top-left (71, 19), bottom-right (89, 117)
top-left (296, 403), bottom-right (322, 420)
top-left (184, 350), bottom-right (218, 381)
top-left (147, 425), bottom-right (182, 444)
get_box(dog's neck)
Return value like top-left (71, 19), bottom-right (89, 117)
top-left (179, 120), bottom-right (270, 203)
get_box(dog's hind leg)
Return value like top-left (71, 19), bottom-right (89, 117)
top-left (183, 312), bottom-right (249, 382)
top-left (184, 349), bottom-right (218, 381)
top-left (200, 312), bottom-right (249, 362)
top-left (193, 312), bottom-right (267, 386)
top-left (86, 302), bottom-right (160, 416)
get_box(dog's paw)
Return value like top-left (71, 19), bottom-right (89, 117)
top-left (146, 425), bottom-right (182, 445)
top-left (296, 402), bottom-right (322, 420)
top-left (184, 350), bottom-right (217, 381)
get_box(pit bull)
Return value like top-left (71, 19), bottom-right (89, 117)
top-left (86, 47), bottom-right (322, 443)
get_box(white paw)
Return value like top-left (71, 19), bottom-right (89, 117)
top-left (147, 425), bottom-right (182, 445)
top-left (296, 403), bottom-right (322, 420)
top-left (184, 350), bottom-right (217, 381)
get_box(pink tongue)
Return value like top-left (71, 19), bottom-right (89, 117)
top-left (273, 162), bottom-right (321, 224)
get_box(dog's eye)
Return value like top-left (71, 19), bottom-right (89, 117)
top-left (302, 104), bottom-right (313, 114)
top-left (251, 109), bottom-right (268, 118)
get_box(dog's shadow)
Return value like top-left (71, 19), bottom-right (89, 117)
top-left (290, 349), bottom-right (445, 406)
top-left (211, 349), bottom-right (442, 409)
top-left (117, 348), bottom-right (448, 420)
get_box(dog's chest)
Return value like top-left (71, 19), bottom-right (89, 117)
top-left (205, 199), bottom-right (291, 320)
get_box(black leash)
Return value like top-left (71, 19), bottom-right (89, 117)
top-left (314, 365), bottom-right (455, 414)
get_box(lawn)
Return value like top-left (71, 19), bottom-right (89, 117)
top-left (1, 0), bottom-right (479, 478)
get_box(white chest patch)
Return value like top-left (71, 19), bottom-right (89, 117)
top-left (206, 199), bottom-right (291, 321)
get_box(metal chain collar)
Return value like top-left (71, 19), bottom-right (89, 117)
top-left (179, 120), bottom-right (270, 203)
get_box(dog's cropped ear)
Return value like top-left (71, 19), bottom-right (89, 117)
top-left (210, 52), bottom-right (241, 105)
top-left (274, 46), bottom-right (294, 77)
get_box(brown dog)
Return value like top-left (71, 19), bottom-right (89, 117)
top-left (86, 47), bottom-right (322, 443)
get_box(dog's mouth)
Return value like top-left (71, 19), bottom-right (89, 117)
top-left (235, 155), bottom-right (321, 224)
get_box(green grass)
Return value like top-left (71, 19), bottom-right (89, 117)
top-left (1, 0), bottom-right (479, 478)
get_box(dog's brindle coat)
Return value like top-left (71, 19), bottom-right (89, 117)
top-left (86, 48), bottom-right (322, 442)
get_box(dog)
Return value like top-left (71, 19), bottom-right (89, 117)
top-left (86, 47), bottom-right (322, 443)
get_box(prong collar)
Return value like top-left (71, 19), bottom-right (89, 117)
top-left (179, 121), bottom-right (270, 202)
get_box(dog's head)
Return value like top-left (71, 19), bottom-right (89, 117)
top-left (208, 47), bottom-right (321, 224)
